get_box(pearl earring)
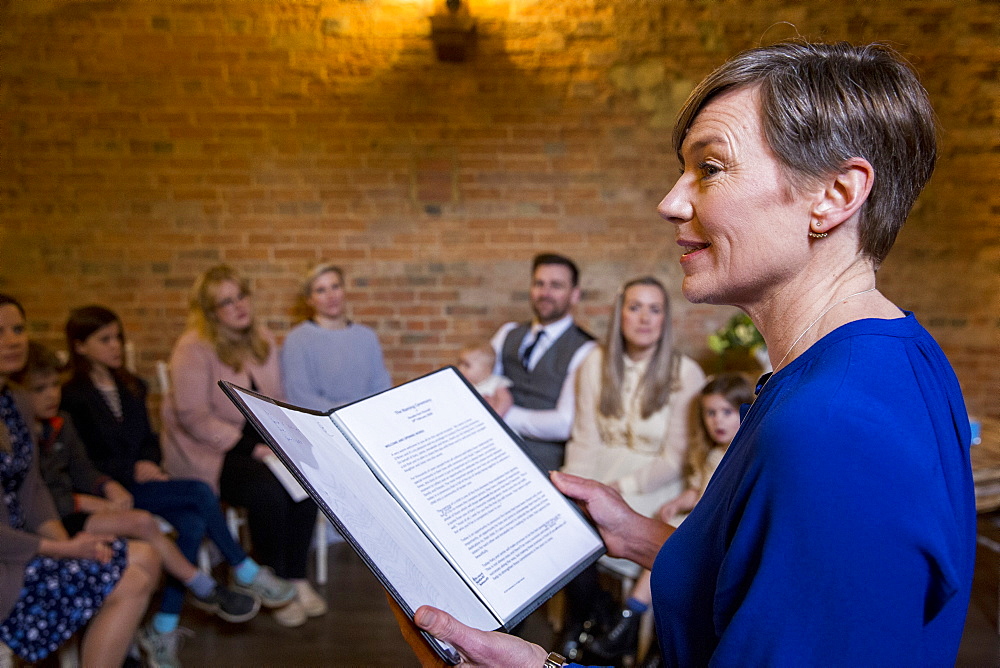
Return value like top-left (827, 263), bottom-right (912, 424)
top-left (808, 229), bottom-right (828, 239)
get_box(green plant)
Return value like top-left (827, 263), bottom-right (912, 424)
top-left (707, 313), bottom-right (765, 355)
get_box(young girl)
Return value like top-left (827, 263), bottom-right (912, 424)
top-left (587, 372), bottom-right (754, 664)
top-left (61, 305), bottom-right (295, 665)
top-left (657, 372), bottom-right (753, 524)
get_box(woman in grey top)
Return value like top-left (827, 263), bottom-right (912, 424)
top-left (281, 263), bottom-right (392, 412)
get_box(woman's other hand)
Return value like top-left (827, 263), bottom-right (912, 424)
top-left (103, 481), bottom-right (134, 510)
top-left (657, 488), bottom-right (697, 523)
top-left (414, 605), bottom-right (547, 668)
top-left (40, 531), bottom-right (116, 563)
top-left (552, 471), bottom-right (673, 569)
top-left (252, 443), bottom-right (272, 461)
top-left (134, 460), bottom-right (169, 483)
top-left (68, 531), bottom-right (116, 562)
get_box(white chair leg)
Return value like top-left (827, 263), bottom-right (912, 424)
top-left (637, 609), bottom-right (656, 662)
top-left (197, 543), bottom-right (214, 573)
top-left (315, 516), bottom-right (328, 585)
top-left (57, 634), bottom-right (80, 668)
top-left (225, 506), bottom-right (246, 543)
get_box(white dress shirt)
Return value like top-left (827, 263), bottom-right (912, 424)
top-left (490, 315), bottom-right (596, 442)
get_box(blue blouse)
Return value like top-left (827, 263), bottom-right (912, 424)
top-left (650, 312), bottom-right (974, 666)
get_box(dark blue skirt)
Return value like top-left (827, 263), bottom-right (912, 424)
top-left (0, 538), bottom-right (127, 662)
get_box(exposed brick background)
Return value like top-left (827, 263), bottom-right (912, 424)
top-left (1, 0), bottom-right (997, 420)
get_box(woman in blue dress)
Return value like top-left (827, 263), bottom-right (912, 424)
top-left (392, 41), bottom-right (974, 668)
top-left (0, 294), bottom-right (161, 666)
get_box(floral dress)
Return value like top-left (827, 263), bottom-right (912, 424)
top-left (0, 388), bottom-right (127, 663)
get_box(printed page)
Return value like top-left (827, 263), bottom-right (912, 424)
top-left (333, 367), bottom-right (604, 623)
top-left (234, 388), bottom-right (498, 633)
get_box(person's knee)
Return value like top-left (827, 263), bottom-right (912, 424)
top-left (122, 540), bottom-right (161, 596)
top-left (124, 510), bottom-right (162, 540)
top-left (182, 478), bottom-right (223, 509)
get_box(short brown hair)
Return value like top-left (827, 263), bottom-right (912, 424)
top-left (532, 253), bottom-right (580, 287)
top-left (15, 340), bottom-right (64, 383)
top-left (674, 41), bottom-right (937, 268)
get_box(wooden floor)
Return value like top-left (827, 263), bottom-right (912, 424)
top-left (173, 537), bottom-right (559, 667)
top-left (177, 540), bottom-right (419, 667)
top-left (158, 538), bottom-right (1000, 667)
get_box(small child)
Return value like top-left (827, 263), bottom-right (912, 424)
top-left (657, 372), bottom-right (754, 524)
top-left (587, 373), bottom-right (755, 663)
top-left (457, 342), bottom-right (513, 406)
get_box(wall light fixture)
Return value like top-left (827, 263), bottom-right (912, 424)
top-left (430, 0), bottom-right (476, 62)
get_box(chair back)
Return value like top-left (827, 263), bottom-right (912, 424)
top-left (156, 360), bottom-right (170, 395)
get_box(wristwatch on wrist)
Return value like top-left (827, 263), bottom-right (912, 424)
top-left (543, 651), bottom-right (568, 667)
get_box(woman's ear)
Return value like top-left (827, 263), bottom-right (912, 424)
top-left (809, 157), bottom-right (874, 234)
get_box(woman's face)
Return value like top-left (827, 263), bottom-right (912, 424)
top-left (212, 279), bottom-right (253, 333)
top-left (75, 321), bottom-right (123, 371)
top-left (701, 392), bottom-right (741, 447)
top-left (0, 304), bottom-right (28, 379)
top-left (620, 284), bottom-right (666, 357)
top-left (307, 271), bottom-right (345, 321)
top-left (657, 86), bottom-right (815, 308)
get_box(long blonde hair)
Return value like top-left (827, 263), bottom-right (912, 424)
top-left (187, 265), bottom-right (269, 372)
top-left (598, 276), bottom-right (679, 419)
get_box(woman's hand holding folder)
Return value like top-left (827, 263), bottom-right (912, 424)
top-left (390, 471), bottom-right (676, 666)
top-left (550, 471), bottom-right (674, 571)
top-left (387, 590), bottom-right (547, 667)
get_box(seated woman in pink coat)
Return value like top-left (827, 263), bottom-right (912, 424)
top-left (161, 264), bottom-right (325, 628)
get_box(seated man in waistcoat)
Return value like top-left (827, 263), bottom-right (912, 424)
top-left (490, 253), bottom-right (596, 471)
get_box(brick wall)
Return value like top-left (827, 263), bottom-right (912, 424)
top-left (1, 0), bottom-right (997, 419)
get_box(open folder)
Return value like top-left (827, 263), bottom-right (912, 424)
top-left (220, 366), bottom-right (605, 664)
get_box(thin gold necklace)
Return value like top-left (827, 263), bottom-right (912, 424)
top-left (773, 287), bottom-right (877, 372)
